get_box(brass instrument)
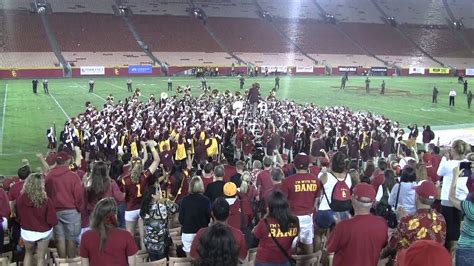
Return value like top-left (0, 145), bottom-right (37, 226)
top-left (212, 89), bottom-right (219, 97)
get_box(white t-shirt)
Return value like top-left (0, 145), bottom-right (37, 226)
top-left (318, 172), bottom-right (352, 211)
top-left (437, 157), bottom-right (469, 206)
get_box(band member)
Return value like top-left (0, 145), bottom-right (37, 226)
top-left (89, 79), bottom-right (94, 93)
top-left (43, 79), bottom-right (49, 94)
top-left (127, 79), bottom-right (132, 92)
top-left (32, 79), bottom-right (38, 94)
top-left (201, 77), bottom-right (207, 91)
top-left (46, 127), bottom-right (57, 149)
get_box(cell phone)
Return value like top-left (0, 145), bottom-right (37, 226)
top-left (459, 161), bottom-right (472, 178)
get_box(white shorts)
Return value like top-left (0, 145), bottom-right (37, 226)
top-left (181, 233), bottom-right (196, 253)
top-left (2, 217), bottom-right (7, 231)
top-left (296, 214), bottom-right (314, 245)
top-left (125, 209), bottom-right (140, 222)
top-left (21, 228), bottom-right (53, 242)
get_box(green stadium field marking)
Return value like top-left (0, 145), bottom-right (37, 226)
top-left (0, 84), bottom-right (8, 153)
top-left (49, 93), bottom-right (70, 119)
top-left (74, 82), bottom-right (106, 102)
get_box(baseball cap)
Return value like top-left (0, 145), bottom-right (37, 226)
top-left (294, 153), bottom-right (310, 169)
top-left (56, 151), bottom-right (70, 164)
top-left (353, 183), bottom-right (376, 202)
top-left (397, 240), bottom-right (451, 266)
top-left (223, 182), bottom-right (237, 197)
top-left (413, 180), bottom-right (437, 200)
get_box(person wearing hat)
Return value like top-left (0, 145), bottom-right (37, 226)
top-left (190, 197), bottom-right (247, 262)
top-left (45, 150), bottom-right (85, 259)
top-left (396, 240), bottom-right (451, 266)
top-left (383, 180), bottom-right (446, 260)
top-left (327, 183), bottom-right (388, 266)
top-left (281, 153), bottom-right (321, 254)
top-left (222, 182), bottom-right (253, 236)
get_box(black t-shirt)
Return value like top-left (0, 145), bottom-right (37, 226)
top-left (204, 180), bottom-right (225, 204)
top-left (230, 173), bottom-right (242, 188)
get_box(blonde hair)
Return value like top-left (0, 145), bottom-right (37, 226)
top-left (21, 173), bottom-right (47, 208)
top-left (239, 171), bottom-right (251, 194)
top-left (130, 158), bottom-right (144, 184)
top-left (452, 140), bottom-right (470, 157)
top-left (189, 176), bottom-right (205, 194)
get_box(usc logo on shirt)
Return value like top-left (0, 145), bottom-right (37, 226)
top-left (268, 223), bottom-right (298, 238)
top-left (294, 179), bottom-right (318, 192)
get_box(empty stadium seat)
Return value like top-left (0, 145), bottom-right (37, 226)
top-left (318, 0), bottom-right (382, 23)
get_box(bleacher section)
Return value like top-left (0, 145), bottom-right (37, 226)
top-left (447, 0), bottom-right (474, 28)
top-left (0, 52), bottom-right (58, 68)
top-left (207, 17), bottom-right (292, 53)
top-left (193, 0), bottom-right (258, 19)
top-left (276, 19), bottom-right (364, 54)
top-left (133, 15), bottom-right (222, 52)
top-left (62, 52), bottom-right (152, 67)
top-left (155, 52), bottom-right (237, 66)
top-left (375, 0), bottom-right (448, 25)
top-left (235, 53), bottom-right (315, 67)
top-left (257, 0), bottom-right (319, 20)
top-left (49, 13), bottom-right (140, 52)
top-left (318, 0), bottom-right (382, 23)
top-left (0, 10), bottom-right (50, 52)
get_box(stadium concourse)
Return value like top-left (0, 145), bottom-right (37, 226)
top-left (0, 0), bottom-right (474, 266)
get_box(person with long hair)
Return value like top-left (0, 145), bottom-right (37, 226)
top-left (140, 179), bottom-right (178, 261)
top-left (196, 222), bottom-right (240, 266)
top-left (15, 173), bottom-right (57, 266)
top-left (252, 191), bottom-right (299, 266)
top-left (80, 197), bottom-right (138, 266)
top-left (81, 161), bottom-right (124, 238)
top-left (120, 140), bottom-right (160, 248)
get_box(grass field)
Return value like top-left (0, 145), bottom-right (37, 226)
top-left (0, 75), bottom-right (472, 175)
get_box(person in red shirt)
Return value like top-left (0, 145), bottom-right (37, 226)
top-left (201, 163), bottom-right (214, 190)
top-left (327, 183), bottom-right (388, 266)
top-left (190, 197), bottom-right (247, 262)
top-left (16, 173), bottom-right (58, 266)
top-left (256, 157), bottom-right (273, 209)
top-left (383, 180), bottom-right (446, 259)
top-left (45, 150), bottom-right (84, 258)
top-left (222, 182), bottom-right (253, 233)
top-left (80, 197), bottom-right (138, 266)
top-left (261, 168), bottom-right (284, 213)
top-left (281, 153), bottom-right (321, 254)
top-left (120, 140), bottom-right (160, 249)
top-left (222, 159), bottom-right (237, 183)
top-left (0, 187), bottom-right (9, 254)
top-left (252, 191), bottom-right (299, 265)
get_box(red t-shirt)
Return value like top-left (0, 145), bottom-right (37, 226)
top-left (227, 198), bottom-right (253, 230)
top-left (224, 165), bottom-right (237, 183)
top-left (309, 165), bottom-right (321, 177)
top-left (253, 217), bottom-right (298, 264)
top-left (430, 154), bottom-right (442, 182)
top-left (8, 180), bottom-right (25, 201)
top-left (120, 169), bottom-right (151, 211)
top-left (190, 224), bottom-right (247, 260)
top-left (201, 176), bottom-right (214, 190)
top-left (371, 173), bottom-right (385, 193)
top-left (80, 228), bottom-right (138, 266)
top-left (281, 173), bottom-right (321, 216)
top-left (327, 214), bottom-right (388, 266)
top-left (256, 169), bottom-right (272, 199)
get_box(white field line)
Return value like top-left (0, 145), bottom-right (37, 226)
top-left (49, 93), bottom-right (70, 119)
top-left (0, 84), bottom-right (8, 153)
top-left (75, 82), bottom-right (106, 101)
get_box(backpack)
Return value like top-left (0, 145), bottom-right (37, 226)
top-left (323, 173), bottom-right (352, 212)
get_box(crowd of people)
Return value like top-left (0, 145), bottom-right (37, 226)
top-left (1, 82), bottom-right (474, 266)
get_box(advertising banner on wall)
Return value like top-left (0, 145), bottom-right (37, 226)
top-left (428, 67), bottom-right (450, 74)
top-left (338, 66), bottom-right (357, 72)
top-left (296, 66), bottom-right (314, 73)
top-left (260, 66), bottom-right (288, 73)
top-left (409, 67), bottom-right (425, 75)
top-left (80, 66), bottom-right (105, 75)
top-left (465, 68), bottom-right (474, 76)
top-left (128, 65), bottom-right (153, 74)
top-left (370, 67), bottom-right (388, 76)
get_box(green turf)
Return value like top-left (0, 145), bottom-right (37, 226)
top-left (0, 75), bottom-right (472, 175)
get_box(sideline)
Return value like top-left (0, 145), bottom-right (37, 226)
top-left (49, 93), bottom-right (70, 119)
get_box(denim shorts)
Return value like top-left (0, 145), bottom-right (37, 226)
top-left (316, 210), bottom-right (350, 229)
top-left (456, 247), bottom-right (474, 266)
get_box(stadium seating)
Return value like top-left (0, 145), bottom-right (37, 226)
top-left (446, 0), bottom-right (474, 28)
top-left (49, 13), bottom-right (141, 52)
top-left (193, 0), bottom-right (258, 18)
top-left (62, 52), bottom-right (152, 67)
top-left (275, 19), bottom-right (364, 54)
top-left (236, 52), bottom-right (315, 67)
top-left (207, 17), bottom-right (291, 53)
top-left (400, 26), bottom-right (472, 57)
top-left (318, 0), bottom-right (382, 24)
top-left (0, 10), bottom-right (51, 52)
top-left (375, 0), bottom-right (447, 25)
top-left (0, 52), bottom-right (58, 67)
top-left (133, 15), bottom-right (222, 52)
top-left (309, 54), bottom-right (381, 67)
top-left (257, 0), bottom-right (319, 20)
top-left (155, 52), bottom-right (237, 67)
top-left (378, 55), bottom-right (438, 68)
top-left (123, 0), bottom-right (190, 16)
top-left (47, 0), bottom-right (115, 14)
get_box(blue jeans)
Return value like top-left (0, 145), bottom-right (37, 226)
top-left (456, 247), bottom-right (474, 266)
top-left (316, 210), bottom-right (350, 229)
top-left (255, 262), bottom-right (290, 266)
top-left (117, 202), bottom-right (126, 229)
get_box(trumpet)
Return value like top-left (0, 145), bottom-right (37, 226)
top-left (212, 89), bottom-right (219, 97)
top-left (176, 86), bottom-right (183, 94)
top-left (224, 90), bottom-right (230, 98)
top-left (160, 92), bottom-right (168, 100)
